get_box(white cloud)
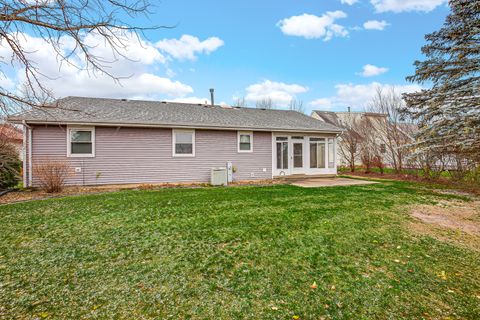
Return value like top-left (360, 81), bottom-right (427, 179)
top-left (156, 35), bottom-right (224, 61)
top-left (0, 31), bottom-right (194, 99)
top-left (243, 80), bottom-right (308, 107)
top-left (371, 0), bottom-right (447, 13)
top-left (363, 20), bottom-right (389, 30)
top-left (309, 98), bottom-right (333, 109)
top-left (341, 0), bottom-right (359, 5)
top-left (359, 64), bottom-right (389, 77)
top-left (309, 82), bottom-right (423, 110)
top-left (0, 74), bottom-right (15, 90)
top-left (277, 11), bottom-right (349, 41)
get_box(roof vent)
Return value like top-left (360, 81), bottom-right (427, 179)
top-left (161, 101), bottom-right (167, 104)
top-left (209, 88), bottom-right (215, 106)
top-left (121, 98), bottom-right (128, 101)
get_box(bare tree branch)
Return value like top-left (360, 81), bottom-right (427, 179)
top-left (0, 0), bottom-right (167, 114)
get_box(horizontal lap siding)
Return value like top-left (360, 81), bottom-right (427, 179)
top-left (31, 125), bottom-right (272, 186)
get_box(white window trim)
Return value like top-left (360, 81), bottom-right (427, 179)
top-left (67, 126), bottom-right (95, 158)
top-left (237, 131), bottom-right (253, 153)
top-left (172, 129), bottom-right (195, 157)
top-left (308, 137), bottom-right (327, 169)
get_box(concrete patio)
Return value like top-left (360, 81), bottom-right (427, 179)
top-left (290, 177), bottom-right (378, 188)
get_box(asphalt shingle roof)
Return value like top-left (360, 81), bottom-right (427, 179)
top-left (9, 97), bottom-right (342, 133)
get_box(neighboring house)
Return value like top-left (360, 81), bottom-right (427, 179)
top-left (8, 97), bottom-right (342, 187)
top-left (0, 123), bottom-right (23, 161)
top-left (312, 110), bottom-right (416, 167)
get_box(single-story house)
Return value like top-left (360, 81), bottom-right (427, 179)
top-left (8, 97), bottom-right (342, 187)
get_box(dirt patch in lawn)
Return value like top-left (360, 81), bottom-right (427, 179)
top-left (0, 180), bottom-right (280, 205)
top-left (409, 199), bottom-right (480, 251)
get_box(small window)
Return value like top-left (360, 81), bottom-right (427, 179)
top-left (67, 127), bottom-right (95, 157)
top-left (276, 137), bottom-right (288, 141)
top-left (380, 144), bottom-right (386, 154)
top-left (238, 131), bottom-right (253, 152)
top-left (173, 129), bottom-right (195, 157)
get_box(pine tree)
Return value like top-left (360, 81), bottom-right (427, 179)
top-left (403, 0), bottom-right (480, 162)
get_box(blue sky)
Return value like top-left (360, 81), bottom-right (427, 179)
top-left (1, 0), bottom-right (450, 113)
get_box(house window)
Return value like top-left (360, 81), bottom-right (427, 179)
top-left (328, 138), bottom-right (335, 168)
top-left (238, 131), bottom-right (253, 152)
top-left (173, 129), bottom-right (195, 157)
top-left (67, 127), bottom-right (95, 157)
top-left (380, 143), bottom-right (386, 154)
top-left (310, 137), bottom-right (326, 169)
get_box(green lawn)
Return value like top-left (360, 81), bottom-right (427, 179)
top-left (1, 181), bottom-right (479, 319)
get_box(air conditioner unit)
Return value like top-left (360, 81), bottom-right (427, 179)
top-left (211, 167), bottom-right (228, 186)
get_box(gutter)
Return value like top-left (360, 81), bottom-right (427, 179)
top-left (8, 119), bottom-right (343, 135)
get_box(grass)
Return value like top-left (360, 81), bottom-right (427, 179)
top-left (0, 181), bottom-right (479, 319)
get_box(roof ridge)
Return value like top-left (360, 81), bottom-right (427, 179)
top-left (57, 96), bottom-right (310, 113)
top-left (8, 96), bottom-right (343, 132)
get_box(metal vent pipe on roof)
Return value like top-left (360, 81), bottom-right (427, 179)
top-left (209, 88), bottom-right (215, 106)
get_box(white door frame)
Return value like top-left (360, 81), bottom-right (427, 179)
top-left (273, 135), bottom-right (290, 176)
top-left (291, 136), bottom-right (305, 174)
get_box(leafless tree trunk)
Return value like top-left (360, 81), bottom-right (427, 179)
top-left (234, 96), bottom-right (247, 108)
top-left (337, 113), bottom-right (362, 172)
top-left (357, 116), bottom-right (379, 173)
top-left (0, 0), bottom-right (162, 114)
top-left (288, 99), bottom-right (305, 113)
top-left (256, 97), bottom-right (274, 109)
top-left (368, 86), bottom-right (414, 173)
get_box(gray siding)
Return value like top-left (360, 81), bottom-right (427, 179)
top-left (30, 125), bottom-right (272, 186)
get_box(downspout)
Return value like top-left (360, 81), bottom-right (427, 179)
top-left (22, 120), bottom-right (32, 188)
top-left (335, 132), bottom-right (341, 174)
top-left (22, 121), bottom-right (27, 187)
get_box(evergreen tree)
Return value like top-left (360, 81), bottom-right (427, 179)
top-left (403, 0), bottom-right (480, 162)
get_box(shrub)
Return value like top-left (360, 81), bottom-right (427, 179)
top-left (372, 155), bottom-right (385, 175)
top-left (33, 159), bottom-right (71, 193)
top-left (0, 142), bottom-right (21, 189)
top-left (360, 152), bottom-right (373, 173)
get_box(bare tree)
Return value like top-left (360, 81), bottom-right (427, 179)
top-left (337, 113), bottom-right (362, 172)
top-left (256, 97), bottom-right (274, 109)
top-left (368, 86), bottom-right (414, 173)
top-left (288, 99), bottom-right (305, 113)
top-left (0, 0), bottom-right (161, 114)
top-left (357, 116), bottom-right (380, 173)
top-left (234, 96), bottom-right (247, 108)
